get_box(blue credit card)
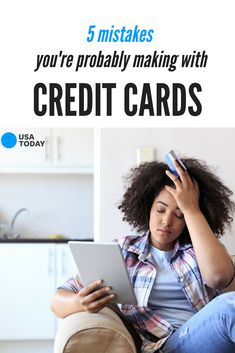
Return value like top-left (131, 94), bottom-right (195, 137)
top-left (164, 150), bottom-right (187, 177)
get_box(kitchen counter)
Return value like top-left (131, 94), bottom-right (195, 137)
top-left (0, 238), bottom-right (93, 243)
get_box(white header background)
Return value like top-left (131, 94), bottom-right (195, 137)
top-left (0, 0), bottom-right (234, 127)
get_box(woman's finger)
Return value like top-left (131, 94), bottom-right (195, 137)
top-left (86, 293), bottom-right (116, 312)
top-left (172, 160), bottom-right (189, 186)
top-left (79, 279), bottom-right (103, 297)
top-left (79, 286), bottom-right (112, 306)
top-left (193, 178), bottom-right (200, 194)
top-left (165, 169), bottom-right (181, 188)
top-left (165, 185), bottom-right (177, 197)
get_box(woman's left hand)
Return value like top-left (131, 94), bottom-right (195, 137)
top-left (165, 160), bottom-right (200, 214)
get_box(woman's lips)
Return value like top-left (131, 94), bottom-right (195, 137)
top-left (158, 229), bottom-right (171, 236)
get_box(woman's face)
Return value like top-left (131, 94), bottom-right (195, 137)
top-left (149, 189), bottom-right (186, 251)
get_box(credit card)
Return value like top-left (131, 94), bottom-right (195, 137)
top-left (164, 150), bottom-right (187, 177)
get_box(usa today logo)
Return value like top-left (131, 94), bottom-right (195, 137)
top-left (1, 132), bottom-right (45, 148)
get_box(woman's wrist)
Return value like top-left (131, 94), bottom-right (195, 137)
top-left (183, 206), bottom-right (201, 218)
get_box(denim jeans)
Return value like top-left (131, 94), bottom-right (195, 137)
top-left (161, 292), bottom-right (235, 353)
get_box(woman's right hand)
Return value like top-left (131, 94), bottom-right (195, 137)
top-left (77, 280), bottom-right (115, 313)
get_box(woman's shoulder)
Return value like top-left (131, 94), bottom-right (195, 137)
top-left (114, 233), bottom-right (147, 250)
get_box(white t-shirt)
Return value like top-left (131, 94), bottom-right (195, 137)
top-left (148, 245), bottom-right (195, 329)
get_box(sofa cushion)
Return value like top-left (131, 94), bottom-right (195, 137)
top-left (54, 307), bottom-right (136, 353)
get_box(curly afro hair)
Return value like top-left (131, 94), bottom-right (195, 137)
top-left (118, 159), bottom-right (235, 244)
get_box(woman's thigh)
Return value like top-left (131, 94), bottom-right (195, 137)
top-left (161, 292), bottom-right (235, 353)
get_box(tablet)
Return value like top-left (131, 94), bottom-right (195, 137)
top-left (68, 241), bottom-right (137, 305)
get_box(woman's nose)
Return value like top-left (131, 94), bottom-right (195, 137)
top-left (162, 213), bottom-right (173, 226)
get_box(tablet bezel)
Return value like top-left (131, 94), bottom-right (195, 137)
top-left (68, 241), bottom-right (137, 305)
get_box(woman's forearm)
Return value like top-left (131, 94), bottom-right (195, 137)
top-left (184, 209), bottom-right (234, 289)
top-left (51, 289), bottom-right (84, 318)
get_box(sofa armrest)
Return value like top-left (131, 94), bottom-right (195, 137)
top-left (54, 307), bottom-right (137, 353)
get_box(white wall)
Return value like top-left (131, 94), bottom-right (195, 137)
top-left (97, 128), bottom-right (235, 254)
top-left (0, 174), bottom-right (93, 239)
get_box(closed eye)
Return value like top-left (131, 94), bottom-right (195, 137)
top-left (175, 212), bottom-right (184, 219)
top-left (156, 208), bottom-right (165, 213)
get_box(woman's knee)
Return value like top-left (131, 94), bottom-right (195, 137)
top-left (212, 292), bottom-right (235, 314)
top-left (214, 291), bottom-right (235, 303)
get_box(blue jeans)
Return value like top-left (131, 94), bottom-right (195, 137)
top-left (161, 292), bottom-right (235, 353)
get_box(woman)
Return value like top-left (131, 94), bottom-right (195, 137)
top-left (51, 158), bottom-right (235, 353)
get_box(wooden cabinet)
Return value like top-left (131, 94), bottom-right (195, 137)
top-left (0, 243), bottom-right (77, 340)
top-left (0, 128), bottom-right (93, 173)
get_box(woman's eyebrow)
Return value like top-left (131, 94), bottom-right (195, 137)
top-left (156, 201), bottom-right (181, 210)
top-left (156, 201), bottom-right (168, 206)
